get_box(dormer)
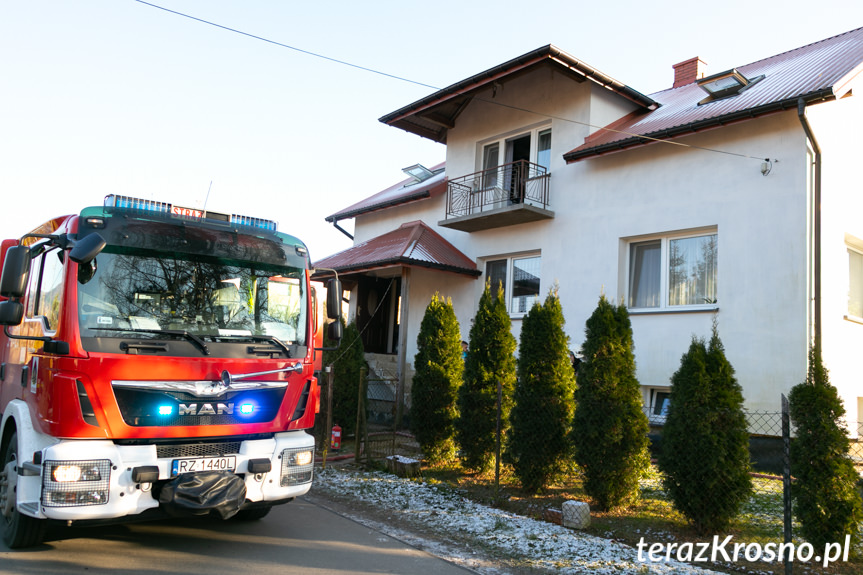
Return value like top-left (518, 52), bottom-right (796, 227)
top-left (380, 46), bottom-right (657, 232)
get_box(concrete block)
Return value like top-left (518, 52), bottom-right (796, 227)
top-left (543, 508), bottom-right (563, 525)
top-left (385, 455), bottom-right (421, 477)
top-left (562, 500), bottom-right (590, 529)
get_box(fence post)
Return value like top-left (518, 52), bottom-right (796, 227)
top-left (781, 394), bottom-right (793, 575)
top-left (495, 380), bottom-right (502, 498)
top-left (355, 367), bottom-right (367, 464)
top-left (321, 365), bottom-right (334, 470)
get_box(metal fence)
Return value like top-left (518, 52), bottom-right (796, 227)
top-left (444, 160), bottom-right (550, 219)
top-left (328, 383), bottom-right (863, 574)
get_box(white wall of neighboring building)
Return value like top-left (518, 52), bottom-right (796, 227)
top-left (808, 89), bottom-right (863, 428)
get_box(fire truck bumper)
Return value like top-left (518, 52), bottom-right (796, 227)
top-left (18, 431), bottom-right (315, 521)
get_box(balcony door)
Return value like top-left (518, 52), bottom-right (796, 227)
top-left (504, 134), bottom-right (531, 204)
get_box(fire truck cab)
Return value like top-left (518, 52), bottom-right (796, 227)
top-left (0, 195), bottom-right (341, 548)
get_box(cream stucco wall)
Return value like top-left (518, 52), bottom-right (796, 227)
top-left (350, 66), bottom-right (862, 421)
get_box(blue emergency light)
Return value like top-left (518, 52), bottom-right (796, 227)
top-left (104, 194), bottom-right (278, 232)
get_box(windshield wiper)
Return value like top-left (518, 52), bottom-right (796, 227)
top-left (91, 327), bottom-right (210, 356)
top-left (214, 334), bottom-right (294, 357)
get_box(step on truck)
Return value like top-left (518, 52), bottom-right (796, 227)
top-left (0, 195), bottom-right (342, 547)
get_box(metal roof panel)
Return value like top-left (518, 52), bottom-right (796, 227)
top-left (565, 26), bottom-right (863, 160)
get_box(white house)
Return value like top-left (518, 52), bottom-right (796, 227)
top-left (316, 27), bottom-right (863, 430)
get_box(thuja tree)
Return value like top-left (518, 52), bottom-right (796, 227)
top-left (659, 325), bottom-right (751, 534)
top-left (325, 321), bottom-right (366, 438)
top-left (789, 346), bottom-right (863, 550)
top-left (572, 296), bottom-right (649, 511)
top-left (410, 293), bottom-right (463, 464)
top-left (456, 281), bottom-right (517, 472)
top-left (508, 289), bottom-right (575, 493)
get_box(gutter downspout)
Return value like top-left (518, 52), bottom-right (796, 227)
top-left (798, 98), bottom-right (822, 350)
top-left (331, 219), bottom-right (354, 241)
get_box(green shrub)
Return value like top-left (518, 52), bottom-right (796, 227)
top-left (508, 289), bottom-right (575, 493)
top-left (457, 282), bottom-right (517, 472)
top-left (659, 325), bottom-right (751, 534)
top-left (572, 296), bottom-right (649, 511)
top-left (325, 321), bottom-right (366, 437)
top-left (410, 293), bottom-right (463, 464)
top-left (789, 346), bottom-right (863, 550)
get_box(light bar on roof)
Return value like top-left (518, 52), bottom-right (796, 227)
top-left (105, 195), bottom-right (171, 213)
top-left (103, 194), bottom-right (278, 231)
top-left (230, 214), bottom-right (277, 231)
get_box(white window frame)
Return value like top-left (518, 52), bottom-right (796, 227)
top-left (846, 241), bottom-right (863, 321)
top-left (624, 228), bottom-right (718, 312)
top-left (477, 122), bottom-right (553, 174)
top-left (647, 388), bottom-right (671, 424)
top-left (483, 252), bottom-right (542, 317)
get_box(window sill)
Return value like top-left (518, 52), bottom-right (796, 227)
top-left (844, 314), bottom-right (863, 325)
top-left (629, 306), bottom-right (719, 316)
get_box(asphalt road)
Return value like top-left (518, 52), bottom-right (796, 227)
top-left (0, 497), bottom-right (476, 575)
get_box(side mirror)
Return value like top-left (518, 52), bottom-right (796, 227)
top-left (326, 278), bottom-right (342, 320)
top-left (0, 246), bottom-right (31, 299)
top-left (69, 233), bottom-right (106, 264)
top-left (327, 320), bottom-right (343, 342)
top-left (0, 300), bottom-right (24, 326)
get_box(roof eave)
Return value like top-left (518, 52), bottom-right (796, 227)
top-left (325, 189), bottom-right (433, 223)
top-left (563, 88), bottom-right (837, 163)
top-left (313, 257), bottom-right (481, 278)
top-left (379, 46), bottom-right (658, 137)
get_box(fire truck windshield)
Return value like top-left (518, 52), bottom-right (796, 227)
top-left (77, 247), bottom-right (307, 357)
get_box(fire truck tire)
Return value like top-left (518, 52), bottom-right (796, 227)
top-left (1, 433), bottom-right (46, 548)
top-left (234, 505), bottom-right (272, 521)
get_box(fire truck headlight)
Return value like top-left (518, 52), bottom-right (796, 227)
top-left (239, 403), bottom-right (255, 415)
top-left (44, 460), bottom-right (111, 507)
top-left (52, 463), bottom-right (102, 483)
top-left (294, 450), bottom-right (313, 466)
top-left (279, 447), bottom-right (314, 486)
top-left (158, 404), bottom-right (174, 416)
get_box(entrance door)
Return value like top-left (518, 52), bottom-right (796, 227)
top-left (357, 276), bottom-right (401, 354)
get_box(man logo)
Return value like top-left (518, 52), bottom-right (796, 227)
top-left (178, 403), bottom-right (234, 416)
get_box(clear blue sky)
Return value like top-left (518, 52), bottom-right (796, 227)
top-left (2, 0), bottom-right (861, 260)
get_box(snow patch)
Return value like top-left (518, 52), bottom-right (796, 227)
top-left (314, 467), bottom-right (724, 574)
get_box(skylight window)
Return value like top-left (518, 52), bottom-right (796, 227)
top-left (696, 68), bottom-right (763, 104)
top-left (402, 164), bottom-right (436, 184)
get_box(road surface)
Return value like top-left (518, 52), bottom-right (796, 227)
top-left (0, 496), bottom-right (477, 575)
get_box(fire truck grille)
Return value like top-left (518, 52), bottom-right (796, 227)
top-left (113, 387), bottom-right (288, 427)
top-left (156, 442), bottom-right (242, 459)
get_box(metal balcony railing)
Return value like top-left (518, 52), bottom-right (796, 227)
top-left (445, 160), bottom-right (550, 219)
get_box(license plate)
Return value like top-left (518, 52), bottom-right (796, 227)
top-left (171, 456), bottom-right (236, 476)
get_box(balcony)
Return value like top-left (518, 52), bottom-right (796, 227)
top-left (439, 160), bottom-right (553, 232)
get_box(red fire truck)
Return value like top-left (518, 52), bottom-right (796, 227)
top-left (0, 195), bottom-right (341, 548)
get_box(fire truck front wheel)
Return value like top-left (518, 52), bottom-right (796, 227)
top-left (1, 433), bottom-right (46, 548)
top-left (234, 505), bottom-right (272, 521)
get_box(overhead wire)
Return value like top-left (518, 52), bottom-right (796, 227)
top-left (131, 0), bottom-right (770, 163)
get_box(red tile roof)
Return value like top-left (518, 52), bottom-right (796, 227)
top-left (564, 26), bottom-right (863, 162)
top-left (326, 162), bottom-right (446, 222)
top-left (314, 220), bottom-right (480, 277)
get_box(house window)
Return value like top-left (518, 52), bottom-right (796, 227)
top-left (628, 231), bottom-right (717, 310)
top-left (648, 389), bottom-right (671, 423)
top-left (848, 246), bottom-right (863, 318)
top-left (485, 254), bottom-right (541, 315)
top-left (537, 129), bottom-right (552, 171)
